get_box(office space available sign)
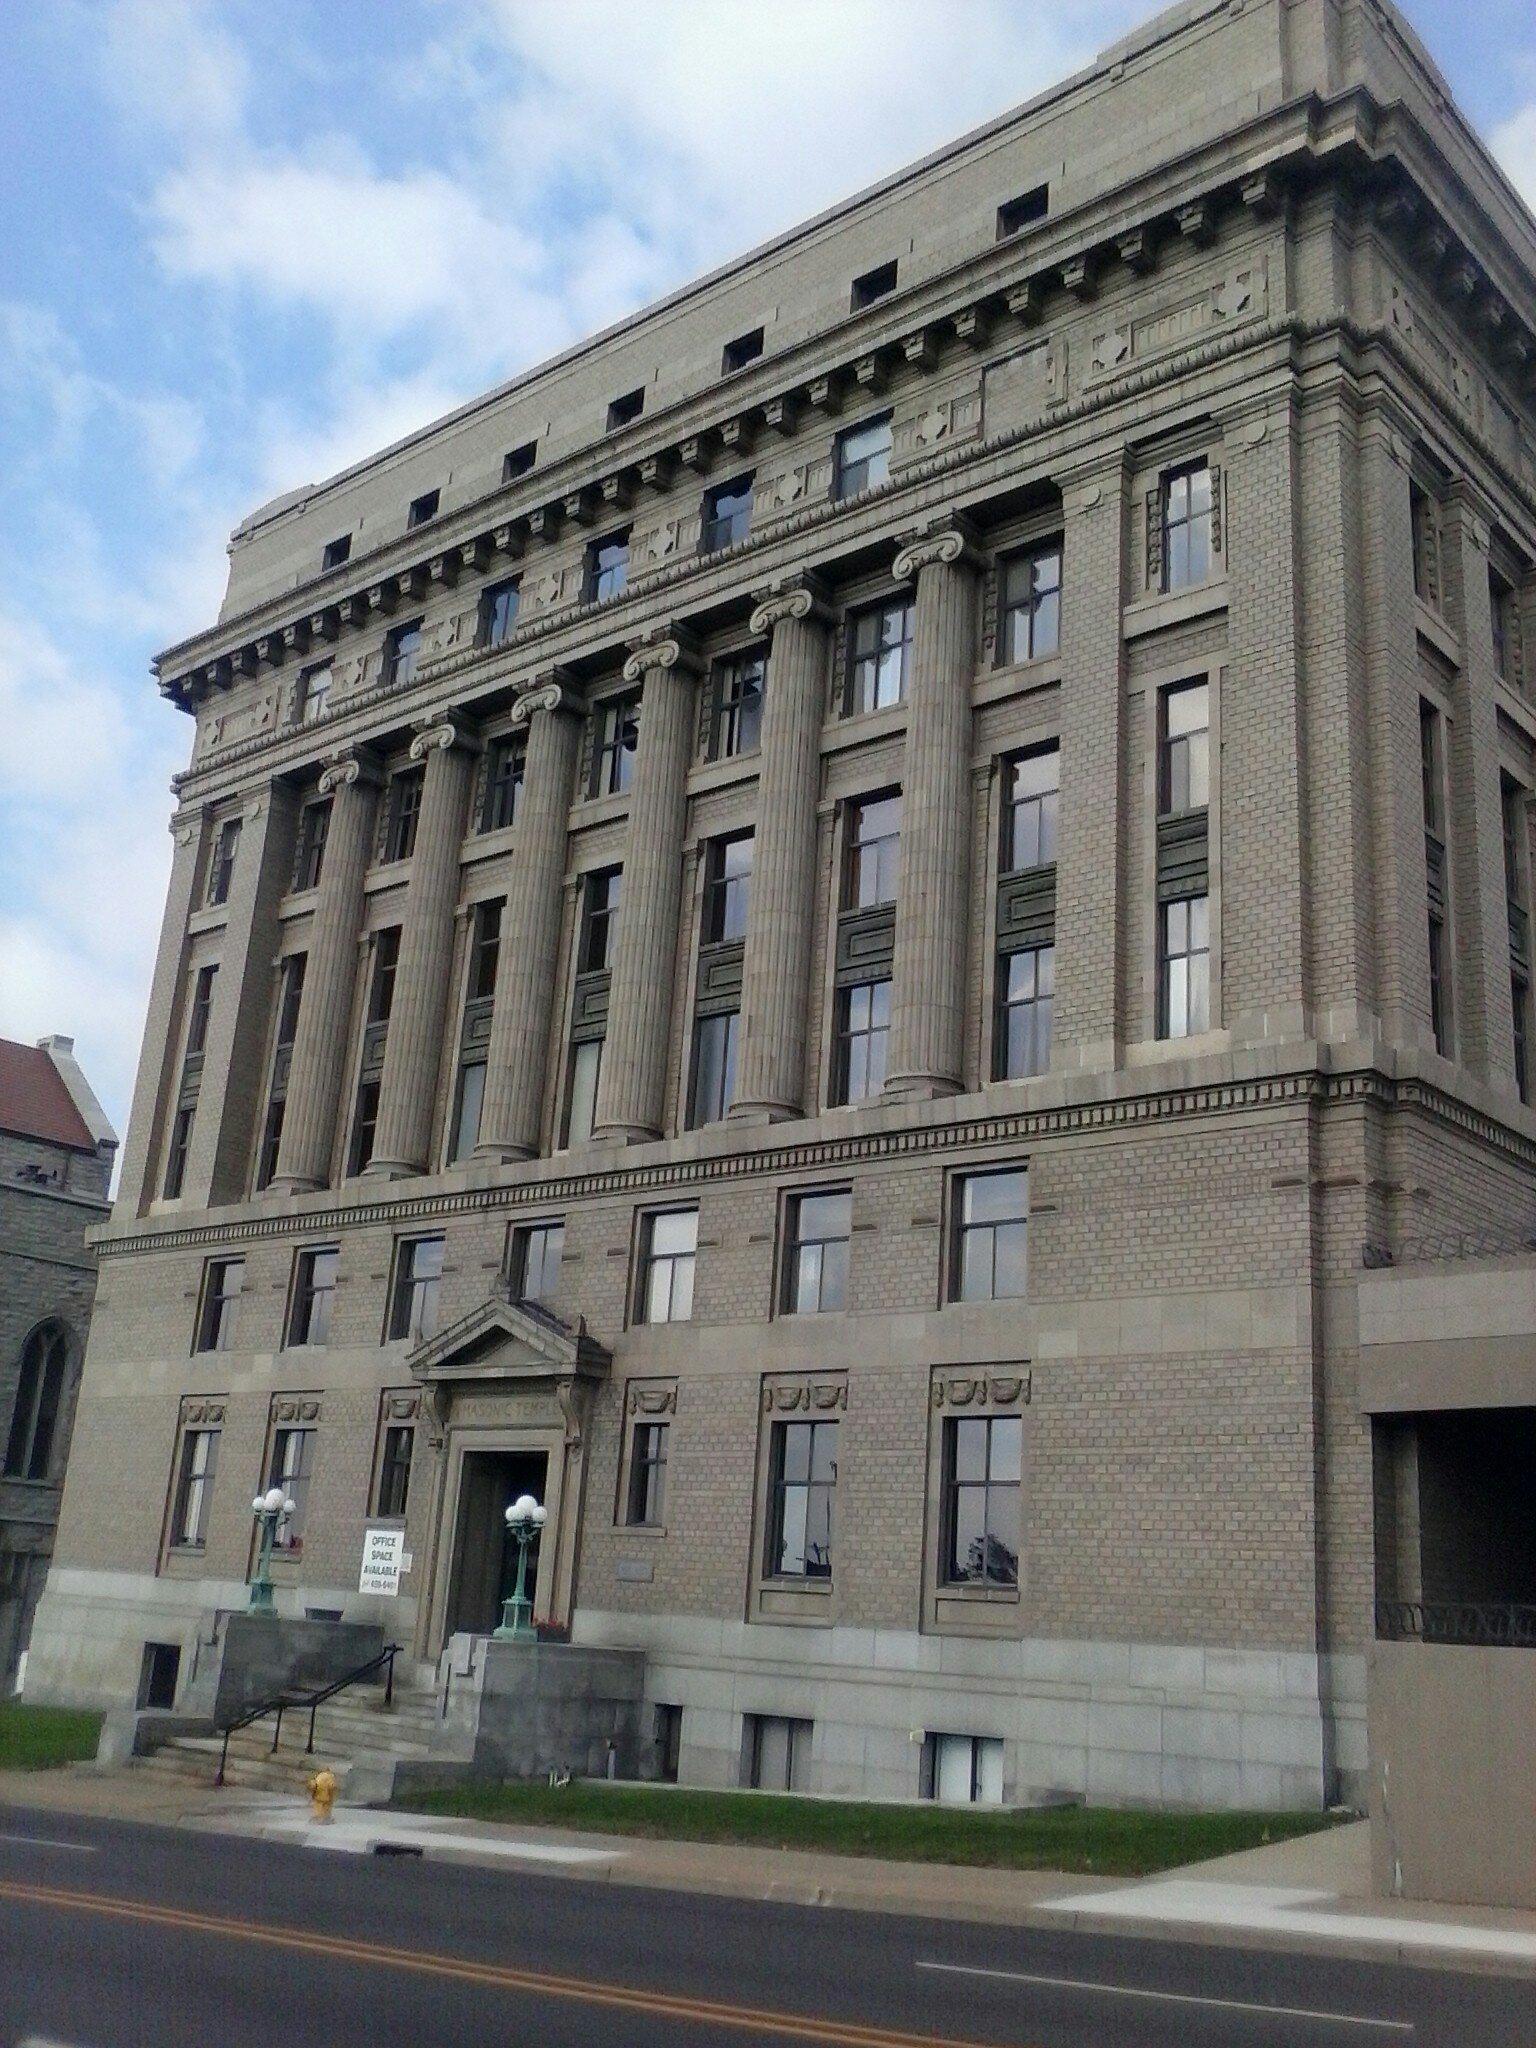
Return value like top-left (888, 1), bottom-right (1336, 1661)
top-left (359, 1525), bottom-right (411, 1597)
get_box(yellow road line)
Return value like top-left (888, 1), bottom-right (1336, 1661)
top-left (0, 1878), bottom-right (1021, 2048)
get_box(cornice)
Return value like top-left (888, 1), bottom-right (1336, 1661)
top-left (88, 1060), bottom-right (1536, 1263)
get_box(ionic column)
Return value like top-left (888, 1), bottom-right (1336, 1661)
top-left (592, 629), bottom-right (700, 1142)
top-left (115, 806), bottom-right (209, 1217)
top-left (477, 676), bottom-right (584, 1161)
top-left (367, 715), bottom-right (479, 1178)
top-left (731, 580), bottom-right (833, 1123)
top-left (885, 522), bottom-right (979, 1099)
top-left (271, 747), bottom-right (380, 1192)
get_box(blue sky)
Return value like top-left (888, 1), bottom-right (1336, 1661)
top-left (2, 0), bottom-right (1535, 1147)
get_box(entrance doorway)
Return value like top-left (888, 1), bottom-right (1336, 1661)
top-left (447, 1450), bottom-right (549, 1637)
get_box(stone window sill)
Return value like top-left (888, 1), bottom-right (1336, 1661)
top-left (279, 885), bottom-right (319, 920)
top-left (463, 820), bottom-right (522, 864)
top-left (687, 750), bottom-right (761, 798)
top-left (824, 701), bottom-right (908, 757)
top-left (975, 655), bottom-right (1062, 707)
top-left (1415, 598), bottom-right (1462, 669)
top-left (1495, 673), bottom-right (1536, 738)
top-left (569, 788), bottom-right (633, 832)
top-left (187, 904), bottom-right (231, 937)
top-left (754, 1579), bottom-right (835, 1624)
top-left (612, 1522), bottom-right (667, 1540)
top-left (1123, 579), bottom-right (1228, 642)
top-left (364, 859), bottom-right (411, 895)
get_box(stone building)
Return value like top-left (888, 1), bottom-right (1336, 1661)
top-left (26, 0), bottom-right (1536, 1812)
top-left (1, 1037), bottom-right (116, 1685)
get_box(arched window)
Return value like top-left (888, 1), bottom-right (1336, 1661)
top-left (4, 1322), bottom-right (69, 1481)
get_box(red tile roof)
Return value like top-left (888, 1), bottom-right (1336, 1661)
top-left (0, 1039), bottom-right (96, 1151)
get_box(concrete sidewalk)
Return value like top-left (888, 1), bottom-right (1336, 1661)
top-left (5, 1764), bottom-right (1535, 1975)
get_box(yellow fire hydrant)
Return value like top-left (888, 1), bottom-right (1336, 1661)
top-left (307, 1767), bottom-right (339, 1823)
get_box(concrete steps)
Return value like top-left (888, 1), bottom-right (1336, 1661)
top-left (136, 1687), bottom-right (444, 1793)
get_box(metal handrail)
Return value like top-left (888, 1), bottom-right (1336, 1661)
top-left (1375, 1599), bottom-right (1536, 1649)
top-left (215, 1643), bottom-right (401, 1787)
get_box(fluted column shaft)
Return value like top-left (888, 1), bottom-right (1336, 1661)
top-left (731, 584), bottom-right (831, 1122)
top-left (272, 750), bottom-right (379, 1191)
top-left (477, 680), bottom-right (583, 1160)
top-left (592, 633), bottom-right (698, 1142)
top-left (885, 526), bottom-right (978, 1098)
top-left (368, 718), bottom-right (477, 1176)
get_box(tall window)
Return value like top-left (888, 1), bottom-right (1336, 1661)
top-left (998, 542), bottom-right (1061, 665)
top-left (450, 1061), bottom-right (487, 1164)
top-left (591, 696), bottom-right (639, 796)
top-left (367, 927), bottom-right (401, 1025)
top-left (384, 619), bottom-right (423, 691)
top-left (1410, 480), bottom-right (1439, 606)
top-left (703, 833), bottom-right (752, 943)
top-left (1001, 747), bottom-right (1059, 872)
top-left (1490, 567), bottom-right (1517, 686)
top-left (1159, 897), bottom-right (1211, 1038)
top-left (783, 1190), bottom-right (850, 1314)
top-left (585, 530), bottom-right (630, 603)
top-left (942, 1414), bottom-right (1021, 1587)
top-left (563, 1040), bottom-right (603, 1147)
top-left (834, 980), bottom-right (890, 1103)
top-left (689, 1012), bottom-right (739, 1129)
top-left (207, 819), bottom-right (241, 907)
top-left (196, 1259), bottom-right (244, 1354)
top-left (1505, 776), bottom-right (1531, 1104)
top-left (296, 662), bottom-right (332, 724)
top-left (1160, 461), bottom-right (1214, 592)
top-left (382, 770), bottom-right (423, 863)
top-left (767, 1419), bottom-right (837, 1579)
top-left (267, 1426), bottom-right (314, 1552)
top-left (481, 735), bottom-right (524, 832)
top-left (288, 1246), bottom-right (339, 1348)
top-left (163, 1105), bottom-right (195, 1200)
top-left (834, 413), bottom-right (892, 501)
top-left (348, 1080), bottom-right (381, 1176)
top-left (1159, 682), bottom-right (1209, 814)
top-left (510, 1221), bottom-right (564, 1305)
top-left (625, 1422), bottom-right (669, 1527)
top-left (638, 1209), bottom-right (697, 1325)
top-left (701, 475), bottom-right (754, 554)
top-left (480, 577), bottom-right (521, 650)
top-left (847, 597), bottom-right (913, 714)
top-left (995, 945), bottom-right (1054, 1080)
top-left (4, 1323), bottom-right (68, 1481)
top-left (171, 1424), bottom-right (219, 1548)
top-left (186, 964), bottom-right (218, 1058)
top-left (389, 1236), bottom-right (444, 1343)
top-left (1421, 701), bottom-right (1450, 1055)
top-left (374, 1422), bottom-right (413, 1519)
top-left (468, 900), bottom-right (502, 1002)
top-left (579, 868), bottom-right (622, 971)
top-left (711, 649), bottom-right (765, 759)
top-left (844, 793), bottom-right (901, 909)
top-left (952, 1169), bottom-right (1028, 1303)
top-left (293, 799), bottom-right (329, 891)
top-left (1515, 972), bottom-right (1531, 1105)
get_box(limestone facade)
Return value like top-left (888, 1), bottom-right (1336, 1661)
top-left (27, 0), bottom-right (1536, 1809)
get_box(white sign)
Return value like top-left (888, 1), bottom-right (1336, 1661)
top-left (359, 1525), bottom-right (408, 1597)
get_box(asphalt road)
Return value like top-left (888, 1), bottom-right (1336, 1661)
top-left (0, 1802), bottom-right (1526, 2048)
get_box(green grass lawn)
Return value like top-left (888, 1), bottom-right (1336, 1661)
top-left (0, 1701), bottom-right (103, 1772)
top-left (399, 1779), bottom-right (1344, 1878)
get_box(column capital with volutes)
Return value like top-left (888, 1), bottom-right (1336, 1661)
top-left (748, 571), bottom-right (835, 638)
top-left (892, 514), bottom-right (982, 584)
top-left (510, 668), bottom-right (586, 728)
top-left (409, 709), bottom-right (481, 762)
top-left (621, 623), bottom-right (704, 684)
top-left (317, 743), bottom-right (383, 795)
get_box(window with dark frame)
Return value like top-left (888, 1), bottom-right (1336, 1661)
top-left (407, 488), bottom-right (440, 529)
top-left (625, 1421), bottom-right (669, 1527)
top-left (267, 1424), bottom-right (314, 1552)
top-left (171, 1423), bottom-right (219, 1548)
top-left (850, 259), bottom-right (897, 310)
top-left (844, 793), bottom-right (901, 909)
top-left (384, 619), bottom-right (424, 691)
top-left (1160, 461), bottom-right (1214, 592)
top-left (196, 1258), bottom-right (244, 1355)
top-left (257, 953), bottom-right (306, 1191)
top-left (502, 441), bottom-right (537, 483)
top-left (1158, 682), bottom-right (1210, 816)
top-left (467, 899), bottom-right (502, 1003)
top-left (374, 1422), bottom-right (413, 1519)
top-left (3, 1323), bottom-right (68, 1482)
top-left (710, 649), bottom-right (765, 758)
top-left (1490, 566), bottom-right (1517, 685)
top-left (297, 662), bottom-right (332, 724)
top-left (834, 980), bottom-right (890, 1103)
top-left (688, 1010), bottom-right (739, 1129)
top-left (289, 1246), bottom-right (339, 1348)
top-left (480, 734), bottom-right (525, 832)
top-left (1159, 897), bottom-right (1211, 1039)
top-left (450, 1060), bottom-right (487, 1164)
top-left (606, 387), bottom-right (645, 431)
top-left (1411, 480), bottom-right (1439, 607)
top-left (388, 1236), bottom-right (444, 1343)
top-left (767, 1419), bottom-right (837, 1579)
top-left (926, 1732), bottom-right (1005, 1804)
top-left (186, 964), bottom-right (218, 1058)
top-left (1421, 701), bottom-right (1451, 1055)
top-left (1001, 747), bottom-right (1059, 873)
top-left (293, 799), bottom-right (330, 891)
top-left (590, 695), bottom-right (639, 795)
top-left (996, 184), bottom-right (1049, 238)
top-left (563, 1039), bottom-right (603, 1148)
top-left (207, 819), bottom-right (241, 906)
top-left (585, 530), bottom-right (630, 605)
top-left (366, 927), bottom-right (402, 1024)
top-left (321, 534), bottom-right (351, 572)
top-left (747, 1714), bottom-right (810, 1791)
top-left (783, 1190), bottom-right (850, 1314)
top-left (480, 577), bottom-right (521, 650)
top-left (637, 1209), bottom-right (697, 1325)
top-left (702, 833), bottom-right (752, 943)
top-left (1504, 776), bottom-right (1531, 1105)
top-left (997, 542), bottom-right (1061, 665)
top-left (348, 1079), bottom-right (381, 1175)
top-left (382, 769), bottom-right (423, 863)
top-left (579, 867), bottom-right (622, 972)
top-left (994, 945), bottom-right (1054, 1080)
top-left (833, 413), bottom-right (892, 501)
top-left (700, 474), bottom-right (754, 553)
top-left (163, 1105), bottom-right (195, 1200)
top-left (942, 1413), bottom-right (1021, 1587)
top-left (951, 1169), bottom-right (1028, 1303)
top-left (847, 596), bottom-right (913, 713)
top-left (1515, 971), bottom-right (1531, 1105)
top-left (721, 327), bottom-right (764, 375)
top-left (511, 1220), bottom-right (564, 1305)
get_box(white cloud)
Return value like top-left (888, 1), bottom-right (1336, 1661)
top-left (1493, 102), bottom-right (1536, 211)
top-left (97, 0), bottom-right (248, 142)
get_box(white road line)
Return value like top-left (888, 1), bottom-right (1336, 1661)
top-left (0, 1832), bottom-right (97, 1853)
top-left (914, 1958), bottom-right (1414, 2034)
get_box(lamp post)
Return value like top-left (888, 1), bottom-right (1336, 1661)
top-left (493, 1493), bottom-right (547, 1642)
top-left (249, 1485), bottom-right (294, 1615)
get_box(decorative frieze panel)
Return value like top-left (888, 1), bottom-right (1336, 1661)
top-left (930, 1369), bottom-right (1031, 1411)
top-left (382, 1390), bottom-right (421, 1424)
top-left (762, 1376), bottom-right (847, 1414)
top-left (424, 607), bottom-right (478, 663)
top-left (632, 511), bottom-right (705, 573)
top-left (891, 384), bottom-right (983, 471)
top-left (273, 1395), bottom-right (322, 1424)
top-left (626, 1380), bottom-right (677, 1417)
top-left (756, 453), bottom-right (835, 525)
top-left (182, 1398), bottom-right (225, 1426)
top-left (1087, 258), bottom-right (1267, 385)
top-left (981, 339), bottom-right (1065, 437)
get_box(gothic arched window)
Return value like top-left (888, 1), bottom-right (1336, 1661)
top-left (4, 1322), bottom-right (70, 1481)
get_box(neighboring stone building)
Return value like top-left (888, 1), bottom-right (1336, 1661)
top-left (1, 1037), bottom-right (116, 1685)
top-left (26, 0), bottom-right (1536, 1812)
